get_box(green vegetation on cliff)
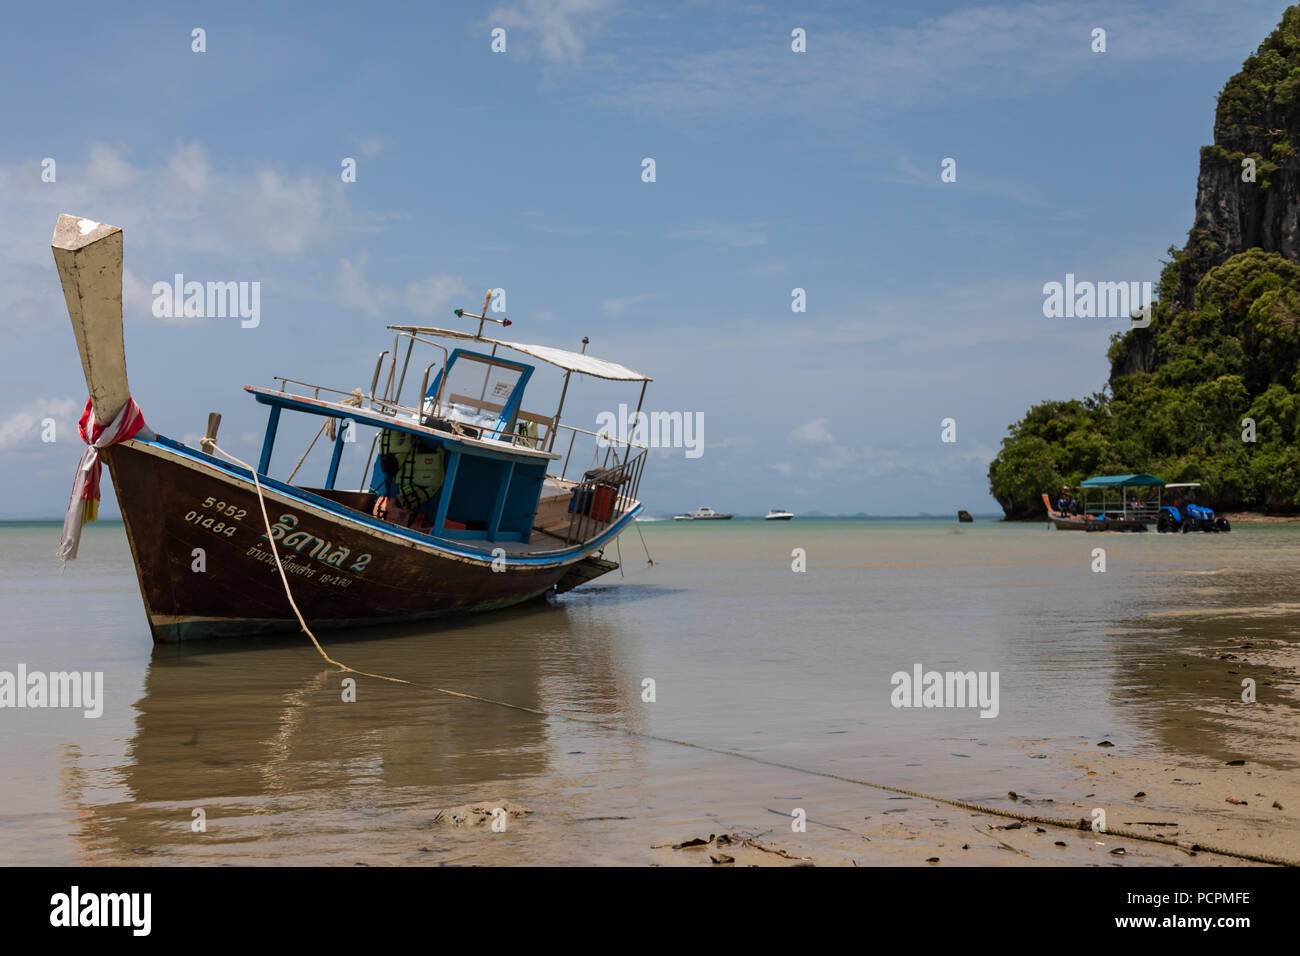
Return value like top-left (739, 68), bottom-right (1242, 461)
top-left (989, 9), bottom-right (1300, 518)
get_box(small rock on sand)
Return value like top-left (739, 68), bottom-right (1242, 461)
top-left (432, 801), bottom-right (531, 828)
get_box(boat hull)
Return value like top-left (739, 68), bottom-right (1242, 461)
top-left (1047, 514), bottom-right (1148, 532)
top-left (1041, 494), bottom-right (1147, 532)
top-left (104, 439), bottom-right (629, 642)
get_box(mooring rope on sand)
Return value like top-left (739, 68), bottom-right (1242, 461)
top-left (206, 441), bottom-right (1297, 867)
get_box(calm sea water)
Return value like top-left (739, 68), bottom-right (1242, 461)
top-left (1, 517), bottom-right (1297, 864)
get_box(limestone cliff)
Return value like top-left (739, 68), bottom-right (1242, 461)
top-left (1110, 6), bottom-right (1300, 380)
top-left (991, 8), bottom-right (1300, 520)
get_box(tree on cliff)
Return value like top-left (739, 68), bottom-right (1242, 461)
top-left (989, 7), bottom-right (1300, 518)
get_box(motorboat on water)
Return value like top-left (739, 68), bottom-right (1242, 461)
top-left (673, 506), bottom-right (733, 521)
top-left (764, 509), bottom-right (794, 520)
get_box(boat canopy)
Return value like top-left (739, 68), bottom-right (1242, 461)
top-left (1080, 473), bottom-right (1165, 488)
top-left (387, 325), bottom-right (651, 382)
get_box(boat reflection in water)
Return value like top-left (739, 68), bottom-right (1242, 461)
top-left (59, 600), bottom-right (652, 865)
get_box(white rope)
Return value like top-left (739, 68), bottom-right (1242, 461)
top-left (205, 441), bottom-right (409, 685)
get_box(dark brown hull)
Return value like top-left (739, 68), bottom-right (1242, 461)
top-left (105, 438), bottom-right (628, 642)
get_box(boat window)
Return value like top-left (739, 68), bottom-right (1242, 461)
top-left (426, 354), bottom-right (523, 432)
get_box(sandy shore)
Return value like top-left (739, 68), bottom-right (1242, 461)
top-left (652, 748), bottom-right (1299, 866)
top-left (654, 630), bottom-right (1300, 867)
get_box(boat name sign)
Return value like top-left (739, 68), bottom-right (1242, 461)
top-left (261, 513), bottom-right (372, 573)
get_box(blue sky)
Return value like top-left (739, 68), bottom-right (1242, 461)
top-left (0, 0), bottom-right (1291, 518)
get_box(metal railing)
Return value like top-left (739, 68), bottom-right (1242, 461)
top-left (556, 424), bottom-right (648, 543)
top-left (271, 331), bottom-right (552, 457)
top-left (1077, 493), bottom-right (1161, 522)
top-left (269, 335), bottom-right (652, 523)
top-left (271, 377), bottom-right (369, 405)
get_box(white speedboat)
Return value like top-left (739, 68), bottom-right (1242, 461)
top-left (673, 506), bottom-right (733, 521)
top-left (764, 509), bottom-right (794, 520)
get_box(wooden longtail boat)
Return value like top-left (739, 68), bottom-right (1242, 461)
top-left (1041, 473), bottom-right (1163, 532)
top-left (52, 214), bottom-right (651, 643)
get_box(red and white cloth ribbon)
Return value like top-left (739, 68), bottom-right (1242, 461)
top-left (58, 397), bottom-right (148, 562)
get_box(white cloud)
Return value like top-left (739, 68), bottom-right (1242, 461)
top-left (719, 435), bottom-right (755, 450)
top-left (874, 156), bottom-right (1049, 209)
top-left (167, 141), bottom-right (211, 194)
top-left (236, 168), bottom-right (331, 255)
top-left (339, 253), bottom-right (383, 316)
top-left (488, 0), bottom-right (617, 64)
top-left (672, 220), bottom-right (767, 249)
top-left (0, 397), bottom-right (80, 452)
top-left (742, 261), bottom-right (1160, 358)
top-left (597, 0), bottom-right (1286, 118)
top-left (339, 252), bottom-right (469, 319)
top-left (406, 274), bottom-right (470, 317)
top-left (0, 142), bottom-right (370, 338)
top-left (122, 268), bottom-right (163, 325)
top-left (790, 418), bottom-right (835, 444)
top-left (601, 293), bottom-right (652, 316)
top-left (86, 143), bottom-right (138, 190)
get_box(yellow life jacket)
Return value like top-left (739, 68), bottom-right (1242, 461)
top-left (378, 429), bottom-right (446, 509)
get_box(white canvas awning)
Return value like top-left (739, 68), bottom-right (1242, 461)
top-left (388, 326), bottom-right (651, 382)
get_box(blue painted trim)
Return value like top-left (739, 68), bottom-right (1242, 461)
top-left (433, 449), bottom-right (461, 535)
top-left (137, 434), bottom-right (640, 565)
top-left (258, 405), bottom-right (281, 474)
top-left (325, 423), bottom-right (350, 489)
top-left (250, 390), bottom-right (547, 466)
top-left (488, 460), bottom-right (514, 540)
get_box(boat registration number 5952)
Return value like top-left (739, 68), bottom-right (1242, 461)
top-left (202, 498), bottom-right (248, 521)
